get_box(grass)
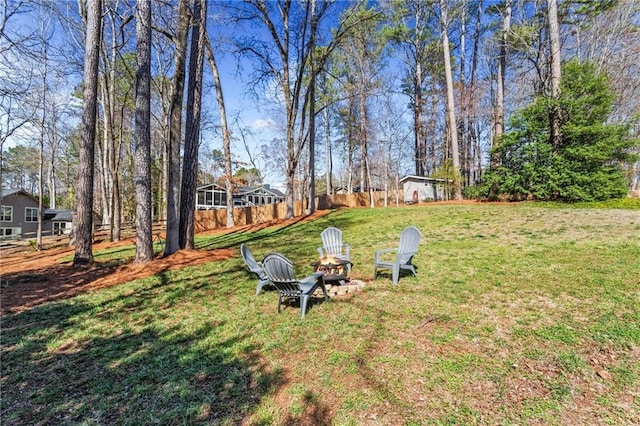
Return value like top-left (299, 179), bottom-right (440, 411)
top-left (2, 202), bottom-right (639, 425)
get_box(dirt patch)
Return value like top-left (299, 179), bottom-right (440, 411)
top-left (0, 210), bottom-right (330, 316)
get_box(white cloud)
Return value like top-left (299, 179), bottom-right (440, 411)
top-left (250, 118), bottom-right (276, 131)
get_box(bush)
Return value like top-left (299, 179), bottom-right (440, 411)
top-left (482, 60), bottom-right (639, 202)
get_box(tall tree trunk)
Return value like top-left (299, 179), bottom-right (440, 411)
top-left (469, 0), bottom-right (482, 184)
top-left (203, 36), bottom-right (234, 228)
top-left (440, 0), bottom-right (462, 200)
top-left (358, 89), bottom-right (373, 207)
top-left (73, 0), bottom-right (102, 265)
top-left (107, 17), bottom-right (119, 242)
top-left (459, 0), bottom-right (468, 185)
top-left (134, 0), bottom-right (153, 263)
top-left (48, 102), bottom-right (58, 210)
top-left (492, 1), bottom-right (510, 170)
top-left (548, 0), bottom-right (562, 152)
top-left (98, 9), bottom-right (120, 242)
top-left (37, 33), bottom-right (47, 251)
top-left (164, 0), bottom-right (189, 255)
top-left (99, 72), bottom-right (114, 241)
top-left (428, 86), bottom-right (437, 175)
top-left (37, 90), bottom-right (45, 250)
top-left (415, 61), bottom-right (425, 177)
top-left (307, 0), bottom-right (317, 214)
top-left (179, 0), bottom-right (206, 249)
top-left (323, 97), bottom-right (332, 194)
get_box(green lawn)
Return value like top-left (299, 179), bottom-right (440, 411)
top-left (2, 202), bottom-right (639, 425)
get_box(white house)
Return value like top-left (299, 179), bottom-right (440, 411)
top-left (399, 175), bottom-right (448, 203)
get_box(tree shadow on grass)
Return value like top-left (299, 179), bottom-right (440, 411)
top-left (196, 209), bottom-right (356, 255)
top-left (0, 277), bottom-right (287, 425)
top-left (0, 260), bottom-right (126, 315)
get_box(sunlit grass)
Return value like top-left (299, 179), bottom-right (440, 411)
top-left (2, 203), bottom-right (639, 424)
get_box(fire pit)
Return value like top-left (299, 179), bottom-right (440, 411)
top-left (313, 255), bottom-right (351, 285)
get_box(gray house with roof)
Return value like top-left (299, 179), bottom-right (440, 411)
top-left (0, 189), bottom-right (73, 239)
top-left (196, 184), bottom-right (286, 210)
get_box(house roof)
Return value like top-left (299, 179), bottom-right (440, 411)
top-left (197, 183), bottom-right (285, 197)
top-left (44, 209), bottom-right (73, 221)
top-left (197, 183), bottom-right (285, 198)
top-left (2, 190), bottom-right (73, 219)
top-left (196, 183), bottom-right (225, 191)
top-left (399, 175), bottom-right (449, 184)
top-left (237, 185), bottom-right (285, 198)
top-left (1, 188), bottom-right (36, 199)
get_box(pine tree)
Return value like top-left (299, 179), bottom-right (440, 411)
top-left (483, 60), bottom-right (638, 201)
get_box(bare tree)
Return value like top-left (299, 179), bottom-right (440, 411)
top-left (73, 0), bottom-right (102, 265)
top-left (203, 34), bottom-right (234, 227)
top-left (238, 0), bottom-right (312, 218)
top-left (0, 0), bottom-right (37, 194)
top-left (162, 0), bottom-right (189, 255)
top-left (236, 0), bottom-right (349, 217)
top-left (465, 0), bottom-right (484, 185)
top-left (306, 0), bottom-right (321, 213)
top-left (98, 2), bottom-right (133, 243)
top-left (35, 16), bottom-right (55, 251)
top-left (547, 0), bottom-right (562, 152)
top-left (492, 0), bottom-right (511, 170)
top-left (384, 0), bottom-right (436, 177)
top-left (179, 0), bottom-right (206, 249)
top-left (133, 0), bottom-right (153, 262)
top-left (335, 3), bottom-right (385, 207)
top-left (439, 0), bottom-right (462, 200)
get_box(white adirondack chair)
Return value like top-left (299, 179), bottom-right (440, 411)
top-left (317, 227), bottom-right (351, 271)
top-left (374, 226), bottom-right (421, 285)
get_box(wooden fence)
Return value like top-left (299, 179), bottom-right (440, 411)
top-left (194, 190), bottom-right (402, 232)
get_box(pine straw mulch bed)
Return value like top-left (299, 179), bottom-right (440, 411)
top-left (0, 211), bottom-right (330, 316)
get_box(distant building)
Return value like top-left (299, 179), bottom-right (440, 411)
top-left (43, 209), bottom-right (73, 236)
top-left (399, 175), bottom-right (448, 203)
top-left (196, 184), bottom-right (228, 209)
top-left (0, 189), bottom-right (73, 239)
top-left (196, 184), bottom-right (286, 210)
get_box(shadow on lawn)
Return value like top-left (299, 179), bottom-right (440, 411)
top-left (197, 209), bottom-right (358, 261)
top-left (1, 271), bottom-right (291, 425)
top-left (0, 260), bottom-right (126, 315)
top-left (2, 211), bottom-right (352, 423)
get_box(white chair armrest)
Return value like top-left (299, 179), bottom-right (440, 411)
top-left (375, 247), bottom-right (396, 259)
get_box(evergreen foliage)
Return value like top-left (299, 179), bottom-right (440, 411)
top-left (482, 60), bottom-right (638, 201)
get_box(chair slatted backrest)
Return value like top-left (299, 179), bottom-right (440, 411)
top-left (320, 227), bottom-right (344, 257)
top-left (262, 253), bottom-right (302, 297)
top-left (397, 226), bottom-right (421, 264)
top-left (240, 244), bottom-right (268, 280)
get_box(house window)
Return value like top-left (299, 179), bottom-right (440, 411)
top-left (53, 222), bottom-right (67, 236)
top-left (0, 206), bottom-right (12, 222)
top-left (0, 227), bottom-right (20, 236)
top-left (25, 207), bottom-right (39, 222)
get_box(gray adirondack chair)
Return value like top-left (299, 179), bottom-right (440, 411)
top-left (262, 253), bottom-right (329, 318)
top-left (317, 227), bottom-right (351, 271)
top-left (374, 226), bottom-right (421, 285)
top-left (240, 244), bottom-right (271, 295)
